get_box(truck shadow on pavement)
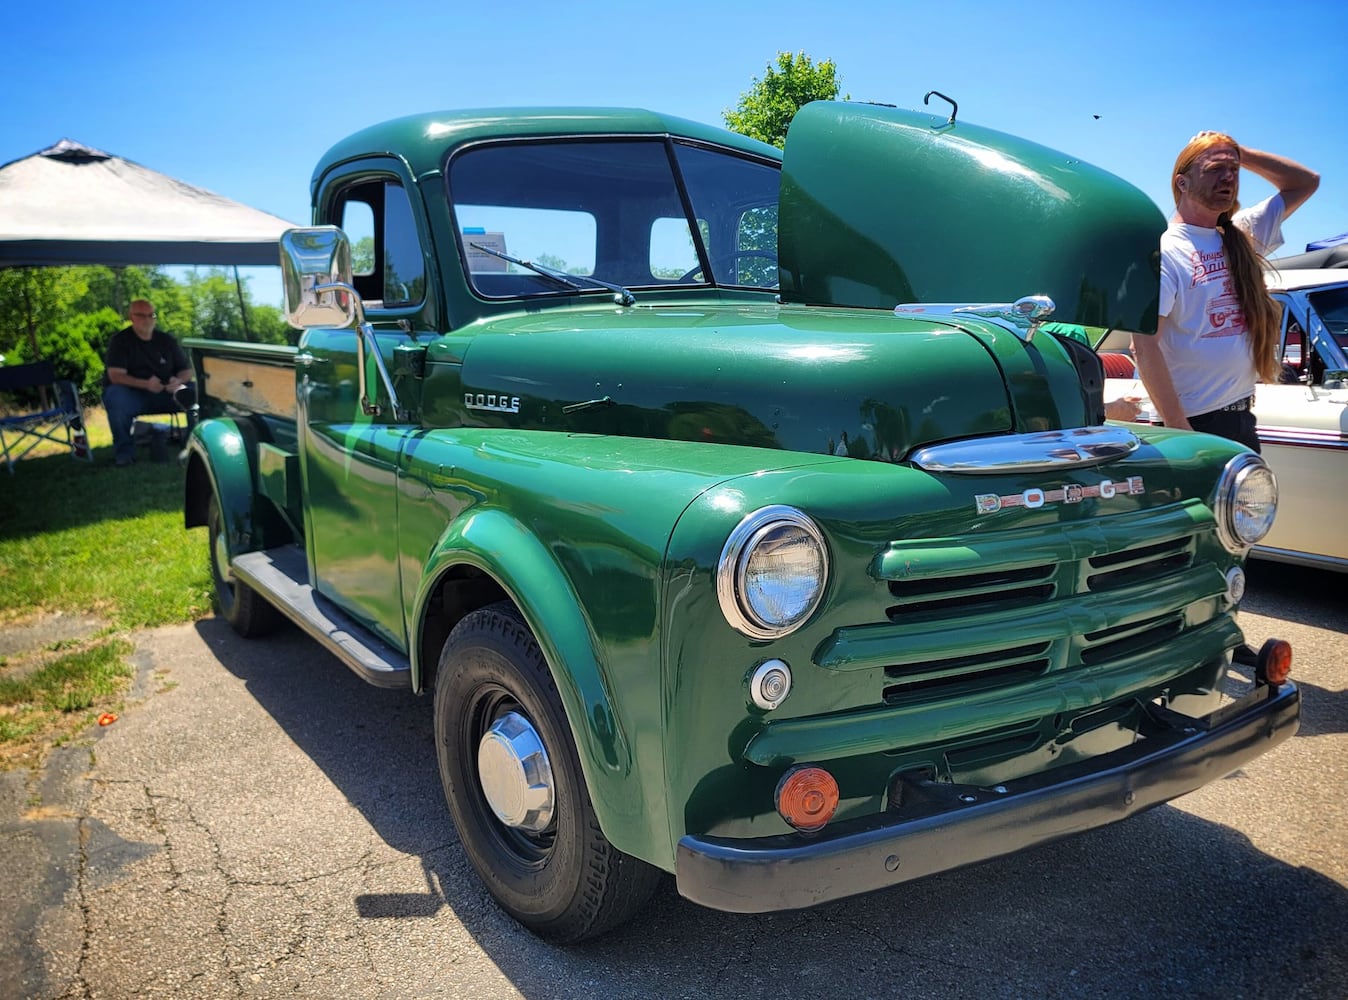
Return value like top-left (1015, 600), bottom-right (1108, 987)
top-left (198, 616), bottom-right (1348, 1000)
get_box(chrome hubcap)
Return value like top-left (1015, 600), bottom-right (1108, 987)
top-left (213, 530), bottom-right (233, 585)
top-left (478, 711), bottom-right (555, 831)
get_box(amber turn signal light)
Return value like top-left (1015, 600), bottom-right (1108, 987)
top-left (1255, 638), bottom-right (1292, 686)
top-left (776, 765), bottom-right (839, 833)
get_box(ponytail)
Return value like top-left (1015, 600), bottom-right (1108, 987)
top-left (1217, 211), bottom-right (1281, 384)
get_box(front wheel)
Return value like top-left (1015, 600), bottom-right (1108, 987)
top-left (206, 495), bottom-right (282, 638)
top-left (434, 602), bottom-right (660, 942)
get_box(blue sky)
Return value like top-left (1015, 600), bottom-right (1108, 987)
top-left (5, 0), bottom-right (1345, 308)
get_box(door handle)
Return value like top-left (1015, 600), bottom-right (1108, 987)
top-left (294, 353), bottom-right (328, 367)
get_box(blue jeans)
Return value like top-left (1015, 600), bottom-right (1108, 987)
top-left (103, 383), bottom-right (196, 463)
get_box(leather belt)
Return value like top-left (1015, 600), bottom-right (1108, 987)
top-left (1217, 396), bottom-right (1254, 412)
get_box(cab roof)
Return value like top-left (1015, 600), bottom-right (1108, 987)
top-left (312, 107), bottom-right (782, 190)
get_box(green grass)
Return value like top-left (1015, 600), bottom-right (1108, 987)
top-left (0, 407), bottom-right (212, 627)
top-left (0, 639), bottom-right (134, 715)
top-left (0, 406), bottom-right (212, 767)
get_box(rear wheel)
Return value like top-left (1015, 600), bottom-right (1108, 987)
top-left (206, 495), bottom-right (282, 637)
top-left (433, 601), bottom-right (660, 942)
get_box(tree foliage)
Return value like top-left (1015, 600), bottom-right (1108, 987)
top-left (0, 265), bottom-right (291, 402)
top-left (352, 236), bottom-right (374, 275)
top-left (723, 51), bottom-right (848, 148)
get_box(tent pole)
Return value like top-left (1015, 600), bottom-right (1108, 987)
top-left (19, 269), bottom-right (51, 408)
top-left (233, 266), bottom-right (252, 340)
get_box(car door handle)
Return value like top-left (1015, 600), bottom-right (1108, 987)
top-left (294, 353), bottom-right (328, 367)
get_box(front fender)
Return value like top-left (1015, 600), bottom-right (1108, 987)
top-left (413, 506), bottom-right (657, 860)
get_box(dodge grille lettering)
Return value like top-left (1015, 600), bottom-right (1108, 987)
top-left (975, 477), bottom-right (1144, 514)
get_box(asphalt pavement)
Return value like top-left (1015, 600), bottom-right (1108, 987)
top-left (2, 559), bottom-right (1345, 1000)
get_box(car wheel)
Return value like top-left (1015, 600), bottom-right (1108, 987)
top-left (206, 494), bottom-right (282, 638)
top-left (433, 601), bottom-right (660, 942)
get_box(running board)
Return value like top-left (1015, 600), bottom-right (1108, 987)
top-left (231, 546), bottom-right (412, 689)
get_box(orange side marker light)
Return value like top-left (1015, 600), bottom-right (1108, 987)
top-left (1256, 639), bottom-right (1292, 687)
top-left (776, 766), bottom-right (840, 833)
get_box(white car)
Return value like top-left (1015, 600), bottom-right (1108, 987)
top-left (1100, 266), bottom-right (1348, 572)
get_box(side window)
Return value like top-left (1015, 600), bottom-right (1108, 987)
top-left (344, 201), bottom-right (376, 278)
top-left (1279, 317), bottom-right (1307, 384)
top-left (383, 184), bottom-right (425, 306)
top-left (735, 205), bottom-right (778, 286)
top-left (335, 178), bottom-right (426, 307)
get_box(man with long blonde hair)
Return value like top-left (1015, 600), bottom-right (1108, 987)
top-left (1133, 132), bottom-right (1318, 452)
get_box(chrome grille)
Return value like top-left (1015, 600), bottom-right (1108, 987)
top-left (829, 515), bottom-right (1212, 706)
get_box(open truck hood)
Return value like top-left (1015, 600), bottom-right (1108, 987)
top-left (777, 101), bottom-right (1165, 335)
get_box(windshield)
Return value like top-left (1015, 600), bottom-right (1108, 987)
top-left (447, 138), bottom-right (780, 299)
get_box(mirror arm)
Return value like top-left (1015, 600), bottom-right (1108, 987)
top-left (313, 281), bottom-right (409, 421)
top-left (362, 321), bottom-right (411, 420)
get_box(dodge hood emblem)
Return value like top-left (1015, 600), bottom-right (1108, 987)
top-left (975, 476), bottom-right (1145, 515)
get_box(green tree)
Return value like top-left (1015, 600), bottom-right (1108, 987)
top-left (0, 268), bottom-right (87, 364)
top-left (352, 236), bottom-right (374, 275)
top-left (246, 305), bottom-right (292, 345)
top-left (723, 51), bottom-right (848, 149)
top-left (165, 268), bottom-right (290, 346)
top-left (43, 308), bottom-right (123, 396)
top-left (0, 264), bottom-right (290, 399)
top-left (536, 253), bottom-right (570, 273)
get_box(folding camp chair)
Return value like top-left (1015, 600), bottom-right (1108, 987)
top-left (0, 361), bottom-right (91, 474)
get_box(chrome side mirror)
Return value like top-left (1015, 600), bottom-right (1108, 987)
top-left (280, 226), bottom-right (359, 330)
top-left (280, 226), bottom-right (406, 421)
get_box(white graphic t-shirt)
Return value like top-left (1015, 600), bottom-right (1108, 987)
top-left (1157, 194), bottom-right (1285, 416)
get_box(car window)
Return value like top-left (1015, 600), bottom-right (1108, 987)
top-left (1307, 286), bottom-right (1348, 350)
top-left (382, 183), bottom-right (426, 306)
top-left (335, 177), bottom-right (427, 308)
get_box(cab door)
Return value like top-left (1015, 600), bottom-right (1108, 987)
top-left (298, 160), bottom-right (433, 650)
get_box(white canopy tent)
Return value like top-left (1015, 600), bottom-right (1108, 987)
top-left (0, 138), bottom-right (298, 267)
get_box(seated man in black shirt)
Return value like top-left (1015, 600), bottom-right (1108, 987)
top-left (102, 299), bottom-right (194, 466)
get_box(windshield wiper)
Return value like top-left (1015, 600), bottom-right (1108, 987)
top-left (468, 243), bottom-right (635, 306)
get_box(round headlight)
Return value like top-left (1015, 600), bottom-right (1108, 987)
top-left (717, 506), bottom-right (828, 640)
top-left (1214, 453), bottom-right (1278, 552)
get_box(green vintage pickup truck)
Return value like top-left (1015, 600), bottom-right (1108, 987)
top-left (183, 100), bottom-right (1298, 942)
